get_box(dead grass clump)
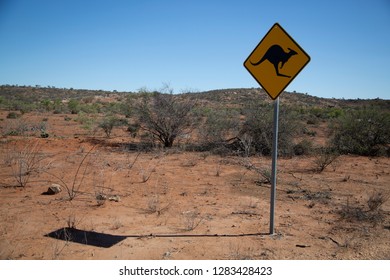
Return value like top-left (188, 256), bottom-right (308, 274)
top-left (229, 242), bottom-right (256, 260)
top-left (181, 211), bottom-right (203, 231)
top-left (240, 158), bottom-right (271, 184)
top-left (144, 195), bottom-right (171, 215)
top-left (181, 158), bottom-right (198, 167)
top-left (66, 214), bottom-right (83, 229)
top-left (338, 192), bottom-right (389, 225)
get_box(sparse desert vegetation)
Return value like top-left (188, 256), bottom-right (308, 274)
top-left (0, 85), bottom-right (389, 260)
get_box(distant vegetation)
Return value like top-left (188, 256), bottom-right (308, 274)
top-left (1, 84), bottom-right (389, 157)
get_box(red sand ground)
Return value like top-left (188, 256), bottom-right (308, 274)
top-left (0, 112), bottom-right (389, 259)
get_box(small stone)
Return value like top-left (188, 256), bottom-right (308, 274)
top-left (46, 184), bottom-right (62, 195)
top-left (96, 194), bottom-right (107, 201)
top-left (108, 195), bottom-right (120, 202)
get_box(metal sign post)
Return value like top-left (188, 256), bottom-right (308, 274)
top-left (243, 23), bottom-right (310, 235)
top-left (269, 97), bottom-right (279, 235)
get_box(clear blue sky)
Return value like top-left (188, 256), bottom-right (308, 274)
top-left (0, 0), bottom-right (389, 99)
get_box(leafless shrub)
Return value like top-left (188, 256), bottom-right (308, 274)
top-left (229, 242), bottom-right (256, 260)
top-left (146, 195), bottom-right (160, 214)
top-left (51, 230), bottom-right (71, 260)
top-left (143, 195), bottom-right (171, 215)
top-left (241, 158), bottom-right (271, 184)
top-left (111, 219), bottom-right (123, 230)
top-left (182, 211), bottom-right (203, 231)
top-left (239, 133), bottom-right (254, 157)
top-left (6, 140), bottom-right (48, 187)
top-left (338, 193), bottom-right (388, 225)
top-left (258, 169), bottom-right (272, 184)
top-left (182, 158), bottom-right (198, 167)
top-left (338, 204), bottom-right (376, 224)
top-left (91, 166), bottom-right (114, 206)
top-left (137, 154), bottom-right (162, 183)
top-left (66, 214), bottom-right (81, 229)
top-left (140, 168), bottom-right (153, 183)
top-left (2, 118), bottom-right (48, 137)
top-left (127, 152), bottom-right (140, 170)
top-left (367, 191), bottom-right (389, 212)
top-left (215, 161), bottom-right (221, 177)
top-left (312, 148), bottom-right (339, 173)
top-left (2, 118), bottom-right (28, 136)
top-left (45, 146), bottom-right (95, 200)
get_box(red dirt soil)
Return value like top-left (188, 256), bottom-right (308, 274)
top-left (0, 112), bottom-right (389, 260)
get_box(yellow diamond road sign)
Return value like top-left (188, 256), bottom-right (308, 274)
top-left (244, 23), bottom-right (310, 100)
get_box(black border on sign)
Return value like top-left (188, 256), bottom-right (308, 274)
top-left (243, 22), bottom-right (311, 100)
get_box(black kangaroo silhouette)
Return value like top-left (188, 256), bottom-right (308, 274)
top-left (251, 44), bottom-right (297, 78)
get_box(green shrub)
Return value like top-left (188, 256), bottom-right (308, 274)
top-left (75, 112), bottom-right (96, 131)
top-left (6, 112), bottom-right (20, 119)
top-left (327, 107), bottom-right (344, 119)
top-left (127, 122), bottom-right (140, 138)
top-left (200, 108), bottom-right (240, 145)
top-left (242, 103), bottom-right (299, 156)
top-left (40, 99), bottom-right (52, 111)
top-left (8, 100), bottom-right (36, 113)
top-left (79, 103), bottom-right (101, 114)
top-left (293, 139), bottom-right (313, 155)
top-left (68, 99), bottom-right (80, 114)
top-left (53, 99), bottom-right (64, 113)
top-left (118, 102), bottom-right (132, 118)
top-left (98, 115), bottom-right (124, 138)
top-left (331, 109), bottom-right (390, 156)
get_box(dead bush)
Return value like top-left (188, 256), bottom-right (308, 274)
top-left (338, 192), bottom-right (389, 225)
top-left (312, 147), bottom-right (339, 173)
top-left (144, 195), bottom-right (171, 215)
top-left (6, 140), bottom-right (48, 187)
top-left (45, 146), bottom-right (95, 200)
top-left (367, 191), bottom-right (389, 212)
top-left (181, 211), bottom-right (203, 231)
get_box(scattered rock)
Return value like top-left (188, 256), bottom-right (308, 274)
top-left (108, 195), bottom-right (120, 202)
top-left (96, 193), bottom-right (107, 201)
top-left (43, 184), bottom-right (62, 195)
top-left (40, 131), bottom-right (49, 138)
top-left (296, 244), bottom-right (311, 248)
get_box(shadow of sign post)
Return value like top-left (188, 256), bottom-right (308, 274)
top-left (45, 228), bottom-right (268, 248)
top-left (45, 227), bottom-right (127, 248)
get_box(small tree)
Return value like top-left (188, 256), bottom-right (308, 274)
top-left (135, 89), bottom-right (195, 148)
